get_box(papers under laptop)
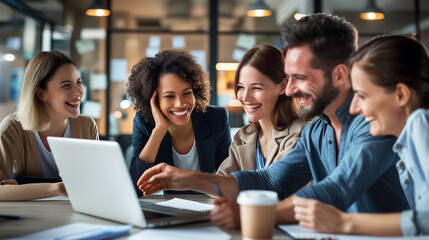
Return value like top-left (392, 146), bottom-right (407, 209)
top-left (47, 137), bottom-right (212, 228)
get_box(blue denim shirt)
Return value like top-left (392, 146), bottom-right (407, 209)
top-left (233, 94), bottom-right (409, 213)
top-left (394, 109), bottom-right (429, 236)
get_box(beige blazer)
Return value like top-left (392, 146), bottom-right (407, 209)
top-left (217, 119), bottom-right (307, 175)
top-left (0, 114), bottom-right (99, 180)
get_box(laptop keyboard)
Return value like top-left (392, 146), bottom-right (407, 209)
top-left (139, 200), bottom-right (206, 217)
top-left (139, 200), bottom-right (211, 226)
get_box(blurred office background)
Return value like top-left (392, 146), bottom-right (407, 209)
top-left (0, 0), bottom-right (428, 154)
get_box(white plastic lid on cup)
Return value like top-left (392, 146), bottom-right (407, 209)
top-left (237, 190), bottom-right (278, 206)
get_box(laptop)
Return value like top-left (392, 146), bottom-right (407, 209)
top-left (47, 137), bottom-right (211, 228)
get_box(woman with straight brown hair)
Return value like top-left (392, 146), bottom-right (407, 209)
top-left (212, 44), bottom-right (307, 229)
top-left (216, 44), bottom-right (306, 175)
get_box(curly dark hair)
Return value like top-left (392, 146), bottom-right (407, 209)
top-left (127, 50), bottom-right (211, 123)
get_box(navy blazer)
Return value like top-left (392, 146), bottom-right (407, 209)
top-left (130, 105), bottom-right (231, 197)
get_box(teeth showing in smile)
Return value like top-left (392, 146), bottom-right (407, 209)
top-left (66, 101), bottom-right (80, 106)
top-left (172, 110), bottom-right (187, 116)
top-left (245, 104), bottom-right (261, 109)
top-left (365, 117), bottom-right (374, 122)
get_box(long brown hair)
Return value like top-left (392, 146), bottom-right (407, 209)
top-left (235, 44), bottom-right (299, 130)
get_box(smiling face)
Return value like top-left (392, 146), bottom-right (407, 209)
top-left (157, 73), bottom-right (196, 127)
top-left (284, 45), bottom-right (339, 120)
top-left (37, 63), bottom-right (83, 121)
top-left (236, 65), bottom-right (285, 124)
top-left (349, 64), bottom-right (405, 136)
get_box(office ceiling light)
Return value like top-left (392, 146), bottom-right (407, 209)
top-left (247, 0), bottom-right (272, 17)
top-left (360, 0), bottom-right (384, 20)
top-left (3, 53), bottom-right (16, 62)
top-left (86, 0), bottom-right (111, 17)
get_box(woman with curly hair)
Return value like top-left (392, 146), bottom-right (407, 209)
top-left (128, 50), bottom-right (231, 196)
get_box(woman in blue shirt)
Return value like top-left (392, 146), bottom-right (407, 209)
top-left (293, 35), bottom-right (429, 236)
top-left (127, 50), bottom-right (231, 196)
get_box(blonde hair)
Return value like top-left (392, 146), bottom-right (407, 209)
top-left (15, 51), bottom-right (76, 132)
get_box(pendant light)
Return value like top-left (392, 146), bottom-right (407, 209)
top-left (360, 0), bottom-right (384, 20)
top-left (247, 0), bottom-right (272, 17)
top-left (86, 0), bottom-right (111, 17)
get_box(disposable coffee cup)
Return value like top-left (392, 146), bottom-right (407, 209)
top-left (237, 190), bottom-right (278, 240)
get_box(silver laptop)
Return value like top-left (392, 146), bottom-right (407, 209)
top-left (47, 137), bottom-right (210, 228)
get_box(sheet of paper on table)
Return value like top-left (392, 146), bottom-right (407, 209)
top-left (128, 226), bottom-right (230, 240)
top-left (154, 197), bottom-right (215, 212)
top-left (278, 225), bottom-right (429, 240)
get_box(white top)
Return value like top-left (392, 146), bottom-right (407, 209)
top-left (172, 140), bottom-right (200, 171)
top-left (35, 119), bottom-right (71, 179)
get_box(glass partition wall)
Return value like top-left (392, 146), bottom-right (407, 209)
top-left (0, 0), bottom-right (64, 121)
top-left (107, 0), bottom-right (284, 141)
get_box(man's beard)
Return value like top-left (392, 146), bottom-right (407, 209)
top-left (295, 79), bottom-right (340, 120)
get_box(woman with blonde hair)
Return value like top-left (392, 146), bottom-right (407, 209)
top-left (0, 51), bottom-right (98, 200)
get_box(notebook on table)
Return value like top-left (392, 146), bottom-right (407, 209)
top-left (47, 137), bottom-right (210, 228)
